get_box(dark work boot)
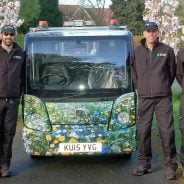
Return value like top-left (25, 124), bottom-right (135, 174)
top-left (1, 165), bottom-right (10, 177)
top-left (132, 164), bottom-right (152, 176)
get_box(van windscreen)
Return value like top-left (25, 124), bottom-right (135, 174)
top-left (27, 36), bottom-right (131, 91)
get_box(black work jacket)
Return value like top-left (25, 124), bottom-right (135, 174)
top-left (0, 42), bottom-right (25, 97)
top-left (130, 38), bottom-right (176, 98)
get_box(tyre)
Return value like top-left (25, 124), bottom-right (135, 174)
top-left (115, 153), bottom-right (132, 159)
top-left (30, 155), bottom-right (44, 159)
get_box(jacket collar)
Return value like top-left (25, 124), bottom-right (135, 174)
top-left (140, 38), bottom-right (160, 50)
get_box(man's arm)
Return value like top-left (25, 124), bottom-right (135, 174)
top-left (168, 48), bottom-right (176, 85)
top-left (130, 52), bottom-right (138, 89)
top-left (20, 51), bottom-right (26, 95)
top-left (176, 49), bottom-right (184, 87)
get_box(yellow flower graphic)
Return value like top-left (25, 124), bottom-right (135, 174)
top-left (58, 136), bottom-right (65, 142)
top-left (34, 152), bottom-right (40, 155)
top-left (54, 139), bottom-right (59, 144)
top-left (97, 139), bottom-right (106, 144)
top-left (69, 138), bottom-right (78, 143)
top-left (46, 134), bottom-right (52, 141)
top-left (27, 129), bottom-right (33, 133)
top-left (116, 108), bottom-right (121, 112)
top-left (61, 152), bottom-right (70, 156)
top-left (131, 115), bottom-right (136, 121)
top-left (123, 148), bottom-right (132, 153)
top-left (47, 103), bottom-right (54, 108)
top-left (52, 127), bottom-right (57, 131)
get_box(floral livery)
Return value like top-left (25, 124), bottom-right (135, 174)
top-left (46, 101), bottom-right (112, 125)
top-left (22, 92), bottom-right (136, 156)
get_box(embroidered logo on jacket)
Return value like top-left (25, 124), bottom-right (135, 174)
top-left (156, 53), bottom-right (166, 57)
top-left (13, 55), bottom-right (22, 60)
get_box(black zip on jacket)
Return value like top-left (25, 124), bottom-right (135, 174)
top-left (0, 41), bottom-right (25, 98)
top-left (130, 38), bottom-right (176, 98)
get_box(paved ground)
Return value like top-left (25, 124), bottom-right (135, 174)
top-left (0, 123), bottom-right (183, 184)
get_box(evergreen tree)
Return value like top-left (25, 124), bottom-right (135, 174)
top-left (38, 0), bottom-right (63, 27)
top-left (110, 0), bottom-right (145, 34)
top-left (19, 0), bottom-right (41, 33)
top-left (176, 0), bottom-right (184, 25)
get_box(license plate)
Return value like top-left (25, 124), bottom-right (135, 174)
top-left (59, 143), bottom-right (102, 153)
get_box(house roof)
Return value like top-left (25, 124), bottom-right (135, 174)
top-left (59, 5), bottom-right (113, 25)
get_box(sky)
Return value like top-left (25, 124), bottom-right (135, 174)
top-left (59, 0), bottom-right (112, 8)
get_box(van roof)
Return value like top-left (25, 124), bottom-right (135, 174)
top-left (26, 26), bottom-right (132, 38)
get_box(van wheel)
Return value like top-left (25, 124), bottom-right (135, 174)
top-left (30, 155), bottom-right (43, 159)
top-left (115, 153), bottom-right (132, 159)
top-left (123, 153), bottom-right (132, 159)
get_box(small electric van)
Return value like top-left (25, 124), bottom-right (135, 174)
top-left (22, 20), bottom-right (136, 157)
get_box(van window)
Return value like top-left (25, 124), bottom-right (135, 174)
top-left (27, 36), bottom-right (130, 91)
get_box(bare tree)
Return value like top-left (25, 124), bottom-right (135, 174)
top-left (83, 0), bottom-right (113, 25)
top-left (60, 0), bottom-right (112, 25)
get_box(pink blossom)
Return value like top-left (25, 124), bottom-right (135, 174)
top-left (143, 0), bottom-right (181, 53)
top-left (0, 0), bottom-right (23, 28)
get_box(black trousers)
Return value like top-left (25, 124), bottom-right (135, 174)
top-left (180, 94), bottom-right (184, 165)
top-left (137, 96), bottom-right (177, 170)
top-left (0, 98), bottom-right (19, 167)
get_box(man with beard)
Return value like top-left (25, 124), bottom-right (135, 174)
top-left (0, 25), bottom-right (25, 177)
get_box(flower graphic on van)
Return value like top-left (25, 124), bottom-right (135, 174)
top-left (54, 139), bottom-right (59, 144)
top-left (123, 147), bottom-right (132, 153)
top-left (22, 93), bottom-right (136, 156)
top-left (69, 138), bottom-right (78, 143)
top-left (58, 136), bottom-right (65, 142)
top-left (34, 152), bottom-right (40, 155)
top-left (46, 135), bottom-right (52, 141)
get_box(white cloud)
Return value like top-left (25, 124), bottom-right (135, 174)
top-left (59, 0), bottom-right (112, 8)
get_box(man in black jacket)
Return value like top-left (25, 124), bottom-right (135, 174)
top-left (176, 48), bottom-right (184, 177)
top-left (0, 25), bottom-right (25, 177)
top-left (131, 22), bottom-right (177, 180)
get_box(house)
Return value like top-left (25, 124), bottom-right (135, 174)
top-left (59, 5), bottom-right (113, 25)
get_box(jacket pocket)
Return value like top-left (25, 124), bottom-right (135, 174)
top-left (137, 77), bottom-right (149, 96)
top-left (11, 79), bottom-right (21, 96)
top-left (152, 75), bottom-right (170, 96)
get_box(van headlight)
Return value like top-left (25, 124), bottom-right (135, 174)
top-left (118, 112), bottom-right (130, 124)
top-left (23, 95), bottom-right (51, 132)
top-left (110, 92), bottom-right (136, 130)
